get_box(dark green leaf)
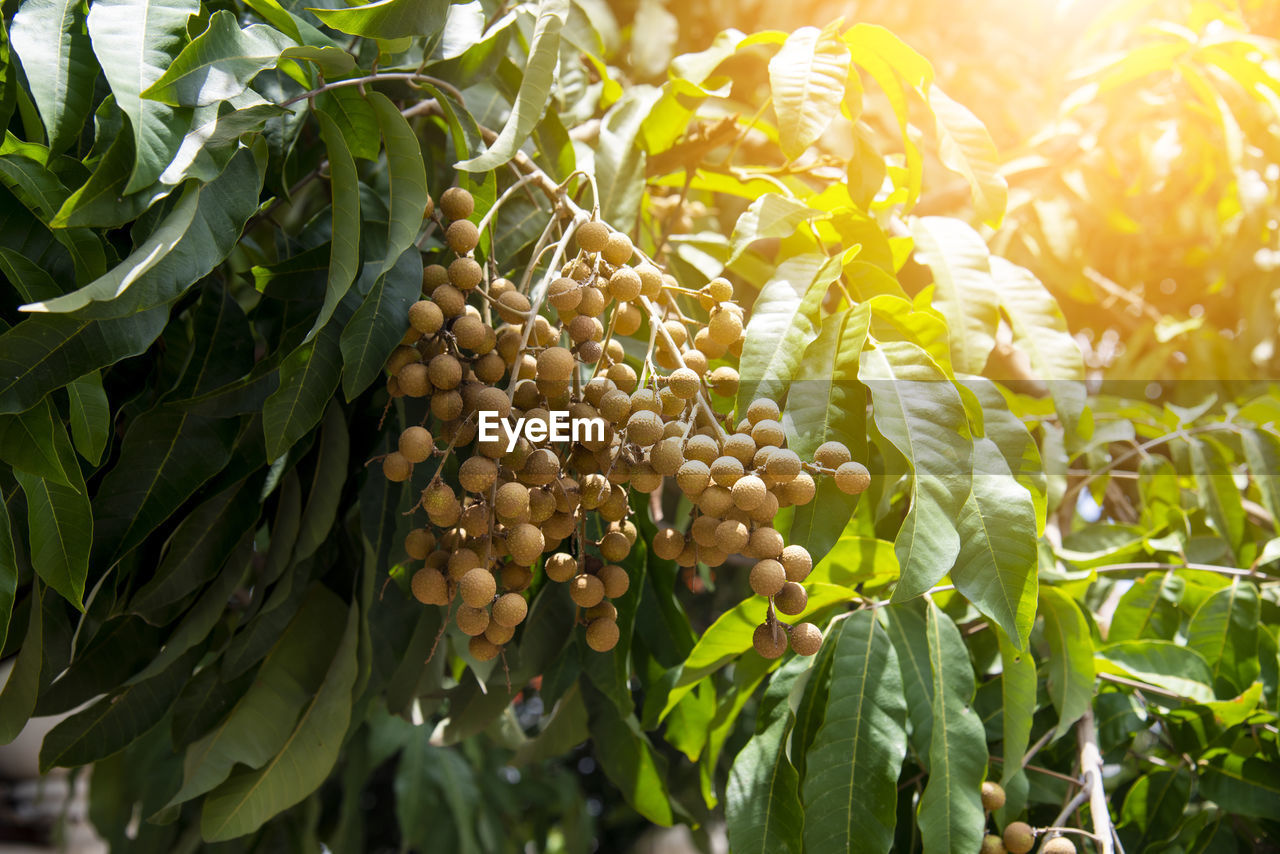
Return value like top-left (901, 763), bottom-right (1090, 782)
top-left (143, 11), bottom-right (294, 107)
top-left (9, 0), bottom-right (98, 152)
top-left (65, 371), bottom-right (110, 464)
top-left (293, 403), bottom-right (348, 562)
top-left (0, 397), bottom-right (75, 488)
top-left (0, 585), bottom-right (43, 744)
top-left (340, 248), bottom-right (420, 400)
top-left (1039, 587), bottom-right (1093, 738)
top-left (15, 455), bottom-right (89, 608)
top-left (368, 92), bottom-right (428, 277)
top-left (309, 0), bottom-right (449, 41)
top-left (310, 108), bottom-right (362, 339)
top-left (1186, 579), bottom-right (1259, 697)
top-left (581, 677), bottom-right (674, 826)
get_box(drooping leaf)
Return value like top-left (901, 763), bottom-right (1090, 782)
top-left (21, 148), bottom-right (264, 317)
top-left (455, 0), bottom-right (568, 172)
top-left (729, 194), bottom-right (824, 264)
top-left (143, 11), bottom-right (295, 107)
top-left (594, 86), bottom-right (657, 232)
top-left (309, 0), bottom-right (449, 41)
top-left (0, 493), bottom-right (15, 652)
top-left (928, 87), bottom-right (1007, 227)
top-left (310, 108), bottom-right (361, 340)
top-left (1108, 572), bottom-right (1183, 643)
top-left (200, 602), bottom-right (358, 841)
top-left (86, 0), bottom-right (199, 192)
top-left (1120, 767), bottom-right (1192, 848)
top-left (1098, 640), bottom-right (1215, 703)
top-left (950, 438), bottom-right (1038, 648)
top-left (316, 87), bottom-right (380, 161)
top-left (15, 454), bottom-right (89, 609)
top-left (995, 626), bottom-right (1035, 818)
top-left (859, 339), bottom-right (971, 600)
top-left (293, 403), bottom-right (348, 562)
top-left (908, 216), bottom-right (999, 376)
top-left (801, 611), bottom-right (907, 854)
top-left (339, 248), bottom-right (421, 400)
top-left (1039, 587), bottom-right (1094, 738)
top-left (0, 397), bottom-right (75, 489)
top-left (737, 253), bottom-right (842, 412)
top-left (1186, 579), bottom-right (1259, 697)
top-left (768, 26), bottom-right (851, 160)
top-left (65, 371), bottom-right (110, 465)
top-left (581, 677), bottom-right (674, 826)
top-left (9, 0), bottom-right (98, 152)
top-left (1187, 437), bottom-right (1246, 560)
top-left (0, 584), bottom-right (43, 744)
top-left (367, 92), bottom-right (428, 276)
top-left (1198, 751), bottom-right (1280, 819)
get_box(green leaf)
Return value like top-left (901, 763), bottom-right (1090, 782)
top-left (293, 403), bottom-right (348, 562)
top-left (1039, 587), bottom-right (1093, 738)
top-left (726, 706), bottom-right (804, 853)
top-left (928, 87), bottom-right (1006, 227)
top-left (859, 339), bottom-right (971, 600)
top-left (1108, 572), bottom-right (1183, 643)
top-left (737, 253), bottom-right (842, 412)
top-left (21, 148), bottom-right (264, 317)
top-left (1098, 641), bottom-right (1214, 703)
top-left (455, 0), bottom-right (568, 172)
top-left (1187, 437), bottom-right (1246, 559)
top-left (768, 26), bottom-right (850, 160)
top-left (0, 305), bottom-right (169, 415)
top-left (729, 194), bottom-right (824, 264)
top-left (91, 408), bottom-right (237, 564)
top-left (200, 602), bottom-right (358, 841)
top-left (262, 290), bottom-right (358, 462)
top-left (9, 0), bottom-right (98, 152)
top-left (995, 626), bottom-right (1034, 818)
top-left (594, 87), bottom-right (656, 232)
top-left (1121, 767), bottom-right (1191, 847)
top-left (988, 257), bottom-right (1086, 437)
top-left (0, 397), bottom-right (75, 488)
top-left (65, 371), bottom-right (110, 465)
top-left (581, 677), bottom-right (673, 826)
top-left (340, 248), bottom-right (421, 400)
top-left (1198, 751), bottom-right (1280, 819)
top-left (143, 11), bottom-right (294, 107)
top-left (0, 585), bottom-right (43, 744)
top-left (0, 493), bottom-right (15, 652)
top-left (86, 0), bottom-right (198, 192)
top-left (1241, 428), bottom-right (1280, 523)
top-left (15, 459), bottom-right (89, 609)
top-left (168, 585), bottom-right (348, 805)
top-left (950, 438), bottom-right (1038, 648)
top-left (316, 87), bottom-right (379, 161)
top-left (1186, 579), bottom-right (1259, 697)
top-left (39, 644), bottom-right (198, 769)
top-left (783, 306), bottom-right (871, 562)
top-left (915, 601), bottom-right (987, 854)
top-left (801, 610), bottom-right (907, 854)
top-left (310, 108), bottom-right (362, 340)
top-left (368, 92), bottom-right (428, 276)
top-left (309, 0), bottom-right (449, 40)
top-left (908, 216), bottom-right (998, 376)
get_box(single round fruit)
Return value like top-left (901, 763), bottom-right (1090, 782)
top-left (409, 300), bottom-right (443, 334)
top-left (731, 475), bottom-right (767, 511)
top-left (790, 622), bottom-right (822, 656)
top-left (1041, 839), bottom-right (1075, 854)
top-left (746, 399), bottom-right (781, 425)
top-left (599, 531), bottom-right (630, 562)
top-left (507, 523), bottom-right (545, 565)
top-left (814, 440), bottom-right (852, 469)
top-left (410, 568), bottom-right (447, 605)
top-left (598, 564), bottom-right (630, 599)
top-left (570, 574), bottom-right (605, 608)
top-left (469, 635), bottom-right (501, 661)
top-left (446, 219), bottom-right (480, 254)
top-left (980, 834), bottom-right (1006, 854)
top-left (602, 232), bottom-right (634, 266)
top-left (485, 621), bottom-right (515, 645)
top-left (399, 426), bottom-right (434, 463)
top-left (440, 186), bottom-right (474, 221)
top-left (779, 545), bottom-right (813, 582)
top-left (586, 617), bottom-right (620, 652)
top-left (455, 605), bottom-right (489, 636)
top-left (460, 567), bottom-right (497, 608)
top-left (981, 781), bottom-right (1007, 812)
top-left (667, 367), bottom-right (701, 400)
top-left (492, 592), bottom-right (528, 628)
top-left (405, 528), bottom-right (435, 560)
top-left (835, 461), bottom-right (871, 495)
top-left (382, 452), bottom-right (412, 481)
top-left (752, 622), bottom-right (788, 659)
top-left (1002, 822), bottom-right (1035, 854)
top-left (448, 257), bottom-right (484, 290)
top-left (545, 552), bottom-right (578, 583)
top-left (653, 528), bottom-right (685, 560)
top-left (749, 559), bottom-right (786, 597)
top-left (537, 346), bottom-right (575, 382)
top-left (775, 581), bottom-right (808, 615)
top-left (576, 221), bottom-right (609, 254)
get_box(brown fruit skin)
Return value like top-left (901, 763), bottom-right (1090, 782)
top-left (598, 564), bottom-right (630, 599)
top-left (570, 574), bottom-right (605, 608)
top-left (586, 617), bottom-right (620, 652)
top-left (575, 221), bottom-right (609, 254)
top-left (1002, 822), bottom-right (1036, 854)
top-left (774, 582), bottom-right (808, 615)
top-left (439, 187), bottom-right (474, 221)
top-left (491, 592), bottom-right (528, 628)
top-left (814, 440), bottom-right (853, 469)
top-left (469, 635), bottom-right (502, 661)
top-left (980, 834), bottom-right (1007, 854)
top-left (382, 452), bottom-right (412, 481)
top-left (981, 781), bottom-right (1007, 811)
top-left (545, 552), bottom-right (578, 583)
top-left (790, 622), bottom-right (823, 656)
top-left (399, 426), bottom-right (434, 463)
top-left (459, 568), bottom-right (497, 608)
top-left (779, 545), bottom-right (813, 582)
top-left (409, 300), bottom-right (444, 334)
top-left (835, 461), bottom-right (871, 495)
top-left (410, 568), bottom-right (448, 605)
top-left (752, 622), bottom-right (788, 659)
top-left (1040, 840), bottom-right (1075, 854)
top-left (750, 559), bottom-right (787, 597)
top-left (455, 605), bottom-right (490, 636)
top-left (445, 220), bottom-right (480, 254)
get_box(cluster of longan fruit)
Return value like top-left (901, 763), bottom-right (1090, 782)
top-left (979, 783), bottom-right (1076, 854)
top-left (378, 185), bottom-right (871, 666)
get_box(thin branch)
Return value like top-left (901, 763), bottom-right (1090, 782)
top-left (1077, 707), bottom-right (1116, 854)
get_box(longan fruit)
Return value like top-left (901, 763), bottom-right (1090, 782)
top-left (676, 459), bottom-right (712, 495)
top-left (608, 267), bottom-right (642, 301)
top-left (456, 604), bottom-right (489, 636)
top-left (492, 592), bottom-right (528, 628)
top-left (507, 523), bottom-right (545, 565)
top-left (980, 835), bottom-right (1006, 854)
top-left (602, 232), bottom-right (633, 266)
top-left (423, 263), bottom-right (449, 291)
top-left (599, 531), bottom-right (630, 561)
top-left (766, 449), bottom-right (802, 481)
top-left (452, 315), bottom-right (488, 352)
top-left (586, 617), bottom-right (620, 652)
top-left (460, 567), bottom-right (497, 608)
top-left (485, 621), bottom-right (515, 645)
top-left (695, 327), bottom-right (726, 359)
top-left (753, 622), bottom-right (788, 659)
top-left (570, 574), bottom-right (605, 608)
top-left (1041, 839), bottom-right (1075, 854)
top-left (399, 426), bottom-right (434, 463)
top-left (721, 433), bottom-right (756, 465)
top-left (586, 601), bottom-right (618, 621)
top-left (835, 461), bottom-right (871, 495)
top-left (543, 512), bottom-right (576, 541)
top-left (707, 277), bottom-right (733, 303)
top-left (706, 366), bottom-right (739, 398)
top-left (427, 354), bottom-right (461, 391)
top-left (440, 186), bottom-right (474, 221)
top-left (750, 559), bottom-right (786, 597)
top-left (577, 286), bottom-right (606, 318)
top-left (448, 257), bottom-right (484, 290)
top-left (469, 635), bottom-right (502, 661)
top-left (432, 283), bottom-right (466, 317)
top-left (749, 527), bottom-right (784, 560)
top-left (626, 410), bottom-right (664, 446)
top-left (698, 485), bottom-right (735, 517)
top-left (745, 398), bottom-right (778, 425)
top-left (684, 434), bottom-right (719, 465)
top-left (708, 307), bottom-right (743, 345)
top-left (790, 622), bottom-right (822, 656)
top-left (750, 419), bottom-right (785, 448)
top-left (710, 455), bottom-right (745, 487)
top-left (606, 362), bottom-right (637, 393)
top-left (398, 363), bottom-right (430, 398)
top-left (1003, 822), bottom-right (1035, 854)
top-left (779, 545), bottom-right (813, 582)
top-left (636, 263), bottom-right (663, 297)
top-left (653, 528), bottom-right (685, 561)
top-left (521, 449), bottom-right (560, 486)
top-left (775, 582), bottom-right (808, 615)
top-left (650, 437), bottom-right (684, 476)
top-left (545, 552), bottom-right (578, 583)
top-left (779, 472), bottom-right (817, 506)
top-left (598, 564), bottom-right (629, 598)
top-left (548, 276), bottom-right (582, 311)
top-left (576, 221), bottom-right (609, 254)
top-left (408, 300), bottom-right (444, 335)
top-left (405, 528), bottom-right (435, 560)
top-left (537, 346), bottom-right (575, 382)
top-left (382, 452), bottom-right (412, 481)
top-left (447, 547), bottom-right (482, 581)
top-left (981, 781), bottom-right (1007, 811)
top-left (715, 519), bottom-right (750, 553)
top-left (814, 440), bottom-right (852, 469)
top-left (410, 567), bottom-right (448, 605)
top-left (730, 475), bottom-right (766, 510)
top-left (446, 219), bottom-right (480, 254)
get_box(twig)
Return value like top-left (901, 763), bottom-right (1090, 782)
top-left (1077, 707), bottom-right (1116, 854)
